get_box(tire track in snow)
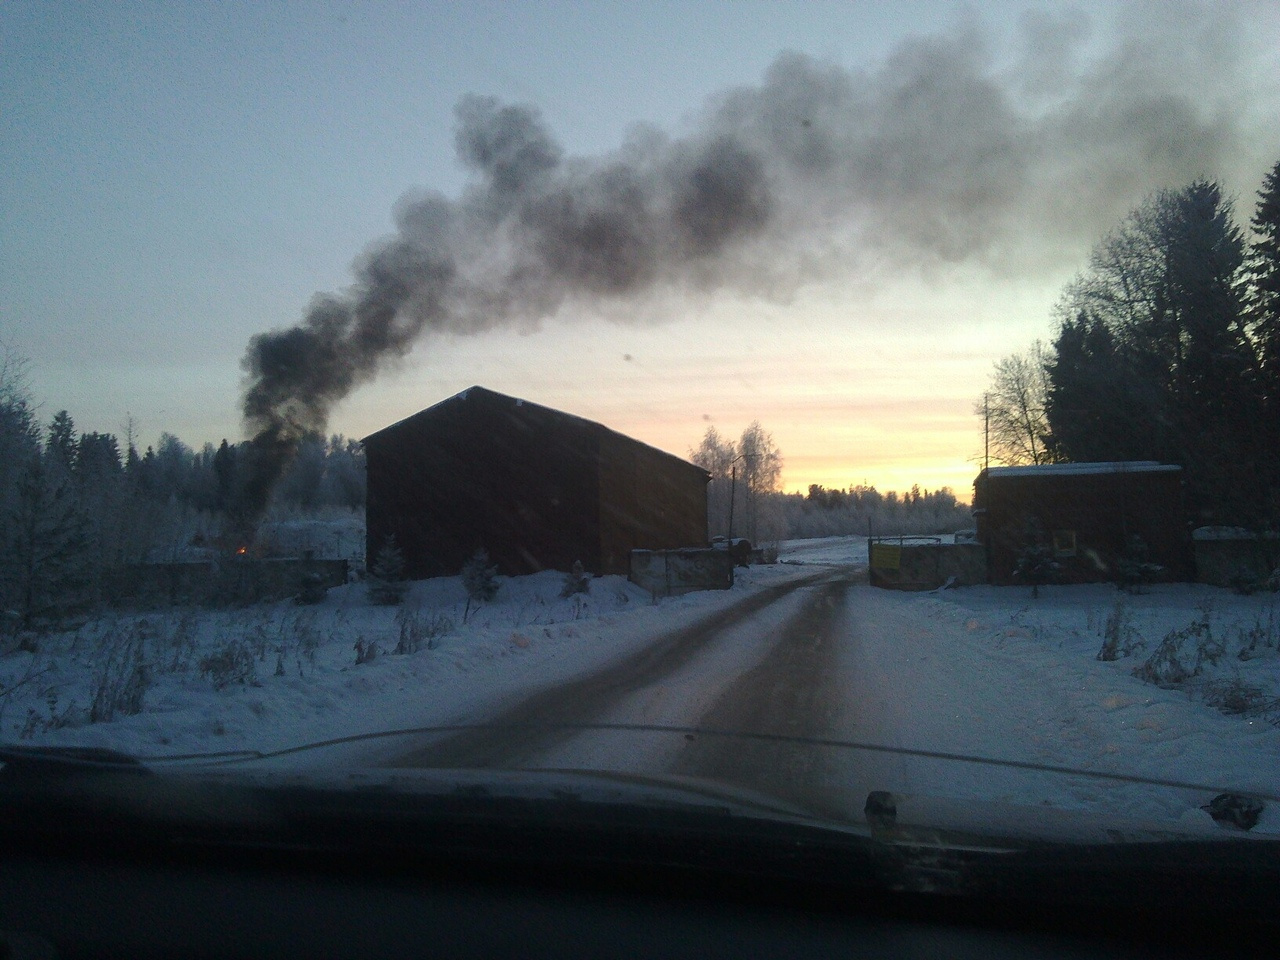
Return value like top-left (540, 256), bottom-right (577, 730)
top-left (381, 567), bottom-right (855, 769)
top-left (670, 578), bottom-right (857, 821)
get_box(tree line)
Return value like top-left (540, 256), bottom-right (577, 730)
top-left (785, 484), bottom-right (971, 539)
top-left (0, 351), bottom-right (366, 628)
top-left (689, 421), bottom-right (970, 542)
top-left (981, 160), bottom-right (1280, 527)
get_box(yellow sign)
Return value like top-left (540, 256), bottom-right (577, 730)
top-left (870, 543), bottom-right (901, 571)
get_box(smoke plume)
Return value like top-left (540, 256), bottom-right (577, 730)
top-left (240, 5), bottom-right (1268, 515)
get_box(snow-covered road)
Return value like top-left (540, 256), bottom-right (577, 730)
top-left (11, 533), bottom-right (1278, 834)
top-left (376, 567), bottom-right (849, 770)
top-left (386, 567), bottom-right (1280, 834)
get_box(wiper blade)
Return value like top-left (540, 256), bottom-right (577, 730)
top-left (0, 745), bottom-right (149, 776)
top-left (139, 723), bottom-right (1280, 809)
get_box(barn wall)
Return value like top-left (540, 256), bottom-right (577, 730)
top-left (365, 391), bottom-right (601, 578)
top-left (597, 431), bottom-right (710, 575)
top-left (975, 469), bottom-right (1191, 584)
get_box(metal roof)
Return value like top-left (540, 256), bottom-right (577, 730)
top-left (361, 385), bottom-right (708, 476)
top-left (980, 461), bottom-right (1182, 479)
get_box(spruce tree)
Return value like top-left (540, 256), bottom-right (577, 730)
top-left (368, 534), bottom-right (407, 605)
top-left (1244, 159), bottom-right (1280, 509)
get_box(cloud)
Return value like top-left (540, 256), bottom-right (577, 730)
top-left (238, 4), bottom-right (1272, 512)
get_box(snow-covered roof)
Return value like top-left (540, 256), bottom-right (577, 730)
top-left (982, 461), bottom-right (1181, 479)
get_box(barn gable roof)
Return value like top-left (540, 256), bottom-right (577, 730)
top-left (361, 385), bottom-right (709, 479)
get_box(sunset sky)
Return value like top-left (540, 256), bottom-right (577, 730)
top-left (4, 1), bottom-right (1278, 501)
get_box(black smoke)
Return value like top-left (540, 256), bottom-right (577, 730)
top-left (240, 6), bottom-right (1266, 518)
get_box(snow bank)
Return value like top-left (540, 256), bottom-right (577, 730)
top-left (2, 563), bottom-right (816, 763)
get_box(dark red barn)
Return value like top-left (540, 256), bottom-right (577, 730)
top-left (362, 386), bottom-right (709, 578)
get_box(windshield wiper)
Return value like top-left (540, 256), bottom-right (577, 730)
top-left (0, 745), bottom-right (148, 776)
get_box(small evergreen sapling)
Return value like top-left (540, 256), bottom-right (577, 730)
top-left (462, 548), bottom-right (498, 623)
top-left (1012, 519), bottom-right (1059, 599)
top-left (1114, 535), bottom-right (1163, 594)
top-left (368, 534), bottom-right (407, 605)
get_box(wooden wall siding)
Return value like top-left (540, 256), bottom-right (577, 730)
top-left (974, 467), bottom-right (1192, 585)
top-left (365, 387), bottom-right (708, 578)
top-left (597, 430), bottom-right (710, 575)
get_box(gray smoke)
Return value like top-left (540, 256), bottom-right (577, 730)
top-left (241, 5), bottom-right (1267, 511)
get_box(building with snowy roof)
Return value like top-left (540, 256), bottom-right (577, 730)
top-left (361, 386), bottom-right (710, 579)
top-left (972, 462), bottom-right (1192, 585)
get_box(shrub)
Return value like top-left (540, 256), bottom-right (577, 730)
top-left (199, 638), bottom-right (256, 690)
top-left (1011, 520), bottom-right (1059, 599)
top-left (1237, 603), bottom-right (1279, 659)
top-left (462, 549), bottom-right (499, 623)
top-left (1114, 535), bottom-right (1163, 594)
top-left (559, 561), bottom-right (590, 599)
top-left (1201, 677), bottom-right (1276, 718)
top-left (1131, 612), bottom-right (1220, 686)
top-left (161, 610), bottom-right (201, 673)
top-left (89, 621), bottom-right (152, 722)
top-left (1131, 634), bottom-right (1191, 686)
top-left (354, 636), bottom-right (379, 664)
top-left (395, 607), bottom-right (453, 653)
top-left (1096, 599), bottom-right (1144, 661)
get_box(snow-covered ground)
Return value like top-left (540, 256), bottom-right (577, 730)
top-left (838, 583), bottom-right (1280, 833)
top-left (2, 561), bottom-right (818, 762)
top-left (778, 535), bottom-right (870, 565)
top-left (3, 534), bottom-right (1278, 833)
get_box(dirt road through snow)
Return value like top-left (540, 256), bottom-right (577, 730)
top-left (380, 567), bottom-right (856, 769)
top-left (669, 578), bottom-right (854, 819)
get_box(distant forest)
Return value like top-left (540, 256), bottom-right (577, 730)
top-left (774, 485), bottom-right (972, 540)
top-left (688, 422), bottom-right (971, 542)
top-left (0, 362), bottom-right (364, 627)
top-left (982, 159), bottom-right (1280, 529)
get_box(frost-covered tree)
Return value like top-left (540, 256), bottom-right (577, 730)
top-left (689, 422), bottom-right (784, 542)
top-left (736, 421), bottom-right (783, 543)
top-left (689, 426), bottom-right (737, 539)
top-left (319, 435), bottom-right (366, 510)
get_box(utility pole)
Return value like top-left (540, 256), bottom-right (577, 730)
top-left (728, 460), bottom-right (737, 540)
top-left (726, 452), bottom-right (753, 540)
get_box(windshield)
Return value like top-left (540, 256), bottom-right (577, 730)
top-left (2, 0), bottom-right (1279, 858)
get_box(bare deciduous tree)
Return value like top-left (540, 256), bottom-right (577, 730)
top-left (977, 343), bottom-right (1053, 466)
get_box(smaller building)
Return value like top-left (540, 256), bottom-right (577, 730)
top-left (973, 462), bottom-right (1191, 585)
